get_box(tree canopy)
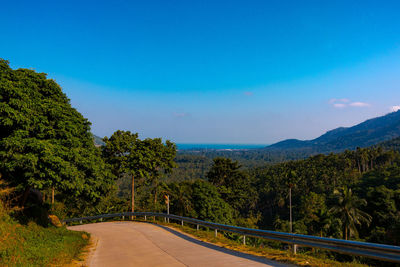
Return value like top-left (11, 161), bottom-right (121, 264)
top-left (0, 59), bottom-right (113, 204)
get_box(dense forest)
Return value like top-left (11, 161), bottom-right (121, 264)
top-left (2, 59), bottom-right (400, 264)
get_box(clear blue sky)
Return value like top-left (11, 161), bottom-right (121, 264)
top-left (2, 0), bottom-right (400, 143)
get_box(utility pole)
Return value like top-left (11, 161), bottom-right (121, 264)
top-left (289, 183), bottom-right (297, 254)
top-left (289, 183), bottom-right (292, 233)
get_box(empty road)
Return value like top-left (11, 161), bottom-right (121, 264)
top-left (69, 221), bottom-right (290, 267)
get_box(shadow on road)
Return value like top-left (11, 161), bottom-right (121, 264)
top-left (150, 223), bottom-right (290, 267)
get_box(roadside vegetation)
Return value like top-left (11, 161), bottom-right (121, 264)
top-left (0, 181), bottom-right (89, 266)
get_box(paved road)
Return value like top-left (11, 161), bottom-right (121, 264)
top-left (69, 221), bottom-right (290, 267)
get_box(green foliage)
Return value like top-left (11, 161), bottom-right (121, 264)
top-left (190, 180), bottom-right (234, 224)
top-left (0, 59), bottom-right (114, 204)
top-left (207, 157), bottom-right (257, 216)
top-left (0, 217), bottom-right (88, 266)
top-left (159, 180), bottom-right (234, 224)
top-left (102, 130), bottom-right (177, 212)
top-left (330, 187), bottom-right (372, 240)
top-left (0, 181), bottom-right (88, 266)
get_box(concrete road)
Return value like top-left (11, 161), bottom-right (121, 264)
top-left (69, 221), bottom-right (290, 267)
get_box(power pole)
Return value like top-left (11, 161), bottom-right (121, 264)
top-left (289, 184), bottom-right (292, 233)
top-left (289, 183), bottom-right (297, 254)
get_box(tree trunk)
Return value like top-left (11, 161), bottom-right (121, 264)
top-left (19, 186), bottom-right (31, 207)
top-left (154, 179), bottom-right (158, 209)
top-left (131, 174), bottom-right (135, 220)
top-left (51, 187), bottom-right (55, 204)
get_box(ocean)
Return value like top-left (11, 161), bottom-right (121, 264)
top-left (176, 143), bottom-right (268, 150)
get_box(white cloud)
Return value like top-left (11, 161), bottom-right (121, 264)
top-left (330, 98), bottom-right (370, 108)
top-left (333, 103), bottom-right (346, 108)
top-left (391, 106), bottom-right (400, 112)
top-left (349, 102), bottom-right (370, 107)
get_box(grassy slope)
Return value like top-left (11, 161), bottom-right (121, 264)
top-left (0, 207), bottom-right (89, 266)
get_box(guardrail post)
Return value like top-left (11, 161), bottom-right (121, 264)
top-left (181, 220), bottom-right (184, 226)
top-left (80, 220), bottom-right (82, 224)
top-left (292, 244), bottom-right (297, 254)
top-left (100, 217), bottom-right (103, 222)
top-left (243, 235), bottom-right (246, 245)
top-left (122, 215), bottom-right (125, 220)
top-left (197, 224), bottom-right (199, 231)
top-left (215, 229), bottom-right (218, 237)
top-left (164, 217), bottom-right (167, 223)
top-left (153, 216), bottom-right (156, 222)
top-left (144, 215), bottom-right (147, 221)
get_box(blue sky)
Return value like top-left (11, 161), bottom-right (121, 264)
top-left (1, 0), bottom-right (400, 143)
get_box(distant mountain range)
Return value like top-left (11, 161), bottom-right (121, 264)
top-left (265, 110), bottom-right (400, 154)
top-left (93, 134), bottom-right (105, 146)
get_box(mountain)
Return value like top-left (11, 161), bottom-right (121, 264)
top-left (378, 136), bottom-right (400, 152)
top-left (93, 134), bottom-right (105, 146)
top-left (266, 110), bottom-right (400, 154)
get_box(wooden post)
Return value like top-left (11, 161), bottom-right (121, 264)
top-left (167, 195), bottom-right (170, 223)
top-left (144, 215), bottom-right (147, 221)
top-left (181, 220), bottom-right (184, 226)
top-left (243, 235), bottom-right (246, 245)
top-left (197, 225), bottom-right (199, 231)
top-left (214, 229), bottom-right (218, 237)
top-left (122, 215), bottom-right (125, 220)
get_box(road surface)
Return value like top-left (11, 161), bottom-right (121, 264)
top-left (69, 221), bottom-right (290, 267)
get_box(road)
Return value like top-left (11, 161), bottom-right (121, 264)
top-left (68, 221), bottom-right (290, 267)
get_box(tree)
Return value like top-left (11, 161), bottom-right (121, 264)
top-left (143, 138), bottom-right (176, 210)
top-left (102, 131), bottom-right (176, 214)
top-left (330, 187), bottom-right (372, 240)
top-left (207, 157), bottom-right (257, 216)
top-left (191, 180), bottom-right (234, 224)
top-left (0, 59), bottom-right (113, 207)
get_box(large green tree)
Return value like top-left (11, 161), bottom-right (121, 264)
top-left (102, 130), bottom-right (176, 213)
top-left (0, 59), bottom-right (113, 207)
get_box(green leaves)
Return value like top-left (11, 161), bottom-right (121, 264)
top-left (0, 59), bottom-right (113, 204)
top-left (102, 131), bottom-right (176, 180)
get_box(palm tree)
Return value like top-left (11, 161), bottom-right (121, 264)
top-left (330, 187), bottom-right (372, 240)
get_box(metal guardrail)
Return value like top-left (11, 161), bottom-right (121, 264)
top-left (63, 212), bottom-right (400, 263)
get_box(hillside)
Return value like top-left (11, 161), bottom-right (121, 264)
top-left (93, 134), bottom-right (105, 146)
top-left (378, 136), bottom-right (400, 151)
top-left (266, 110), bottom-right (400, 154)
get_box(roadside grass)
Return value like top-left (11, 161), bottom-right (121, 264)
top-left (128, 217), bottom-right (367, 267)
top-left (0, 210), bottom-right (90, 267)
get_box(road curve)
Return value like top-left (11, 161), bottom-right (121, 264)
top-left (68, 221), bottom-right (290, 267)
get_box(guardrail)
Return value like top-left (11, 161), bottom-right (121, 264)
top-left (63, 212), bottom-right (400, 263)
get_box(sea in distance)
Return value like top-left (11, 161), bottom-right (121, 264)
top-left (177, 143), bottom-right (268, 150)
